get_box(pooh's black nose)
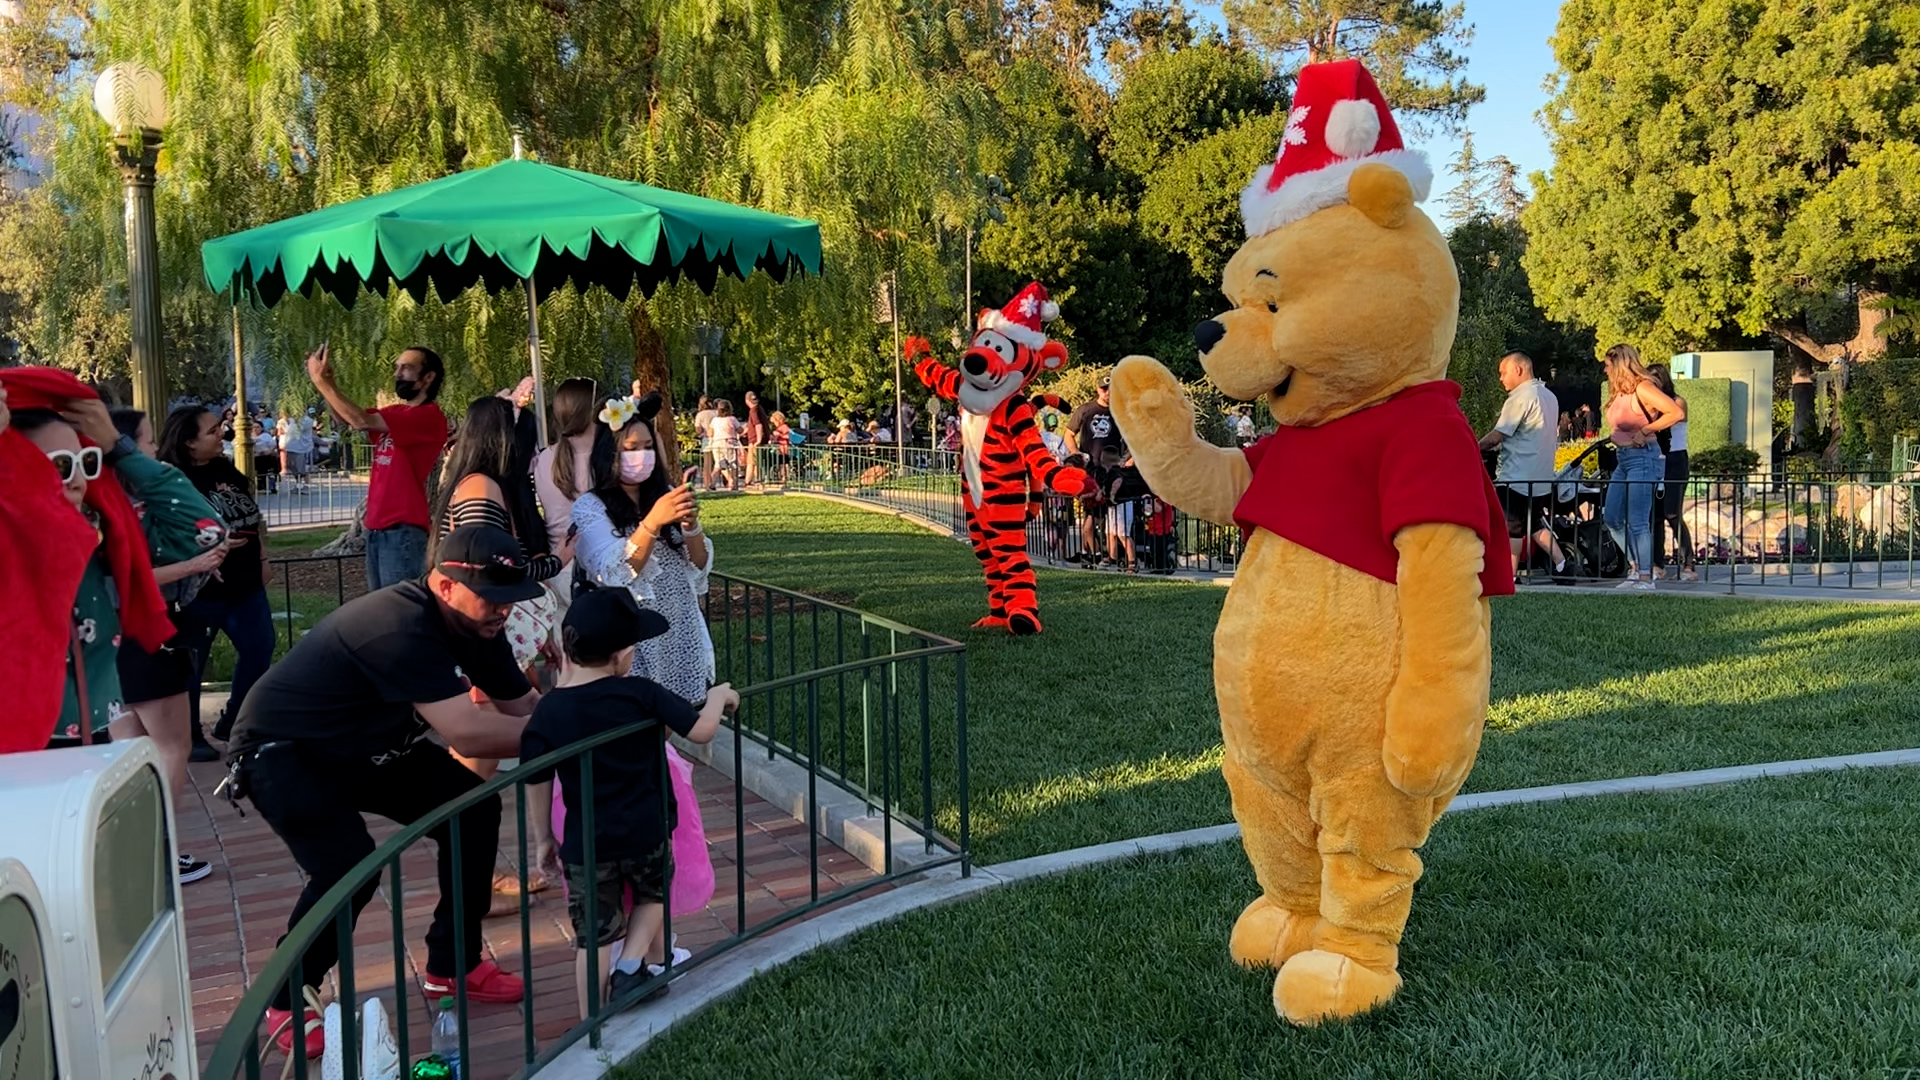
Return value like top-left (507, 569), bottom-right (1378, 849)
top-left (1193, 319), bottom-right (1226, 355)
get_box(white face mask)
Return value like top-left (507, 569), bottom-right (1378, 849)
top-left (618, 448), bottom-right (656, 484)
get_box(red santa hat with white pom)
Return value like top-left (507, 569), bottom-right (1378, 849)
top-left (1240, 58), bottom-right (1434, 239)
top-left (976, 281), bottom-right (1059, 349)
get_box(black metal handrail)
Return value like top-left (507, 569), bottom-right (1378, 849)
top-left (204, 568), bottom-right (968, 1080)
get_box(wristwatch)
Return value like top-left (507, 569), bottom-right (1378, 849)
top-left (103, 433), bottom-right (140, 466)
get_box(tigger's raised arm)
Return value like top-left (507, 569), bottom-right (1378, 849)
top-left (1004, 401), bottom-right (1090, 496)
top-left (906, 336), bottom-right (958, 399)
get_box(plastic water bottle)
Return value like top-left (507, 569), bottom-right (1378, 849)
top-left (430, 997), bottom-right (462, 1080)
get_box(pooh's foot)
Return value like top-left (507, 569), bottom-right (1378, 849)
top-left (1006, 607), bottom-right (1043, 636)
top-left (1273, 949), bottom-right (1402, 1026)
top-left (1229, 896), bottom-right (1323, 970)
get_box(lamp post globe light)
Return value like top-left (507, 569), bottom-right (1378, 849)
top-left (93, 63), bottom-right (169, 416)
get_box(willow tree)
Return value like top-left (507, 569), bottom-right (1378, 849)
top-left (0, 0), bottom-right (992, 433)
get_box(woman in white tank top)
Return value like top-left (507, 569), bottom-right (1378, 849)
top-left (1648, 365), bottom-right (1697, 581)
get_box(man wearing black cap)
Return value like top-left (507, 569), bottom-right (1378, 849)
top-left (226, 524), bottom-right (543, 1055)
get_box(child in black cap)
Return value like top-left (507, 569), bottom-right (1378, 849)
top-left (518, 587), bottom-right (739, 1017)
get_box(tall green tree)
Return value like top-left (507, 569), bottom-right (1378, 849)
top-left (1449, 214), bottom-right (1596, 429)
top-left (1220, 0), bottom-right (1481, 134)
top-left (0, 0), bottom-right (997, 433)
top-left (1524, 0), bottom-right (1920, 364)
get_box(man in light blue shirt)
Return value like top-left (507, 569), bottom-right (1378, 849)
top-left (1479, 351), bottom-right (1567, 578)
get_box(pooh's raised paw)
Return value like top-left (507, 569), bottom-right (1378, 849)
top-left (1110, 355), bottom-right (1192, 448)
top-left (1273, 949), bottom-right (1402, 1026)
top-left (1229, 896), bottom-right (1323, 970)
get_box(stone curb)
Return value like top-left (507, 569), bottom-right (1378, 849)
top-left (538, 747), bottom-right (1920, 1079)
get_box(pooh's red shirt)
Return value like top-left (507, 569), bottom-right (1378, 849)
top-left (1235, 380), bottom-right (1515, 598)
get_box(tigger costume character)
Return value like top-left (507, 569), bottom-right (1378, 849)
top-left (908, 282), bottom-right (1094, 635)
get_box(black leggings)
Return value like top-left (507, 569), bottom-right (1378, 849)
top-left (243, 742), bottom-right (499, 1010)
top-left (1651, 450), bottom-right (1693, 569)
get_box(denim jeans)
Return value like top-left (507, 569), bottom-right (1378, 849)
top-left (366, 524), bottom-right (428, 591)
top-left (181, 586), bottom-right (276, 735)
top-left (1604, 444), bottom-right (1664, 575)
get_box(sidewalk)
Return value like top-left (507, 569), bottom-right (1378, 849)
top-left (178, 743), bottom-right (881, 1078)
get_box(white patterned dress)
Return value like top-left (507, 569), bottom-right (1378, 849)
top-left (569, 492), bottom-right (714, 703)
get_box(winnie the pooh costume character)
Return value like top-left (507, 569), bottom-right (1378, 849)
top-left (1110, 59), bottom-right (1512, 1025)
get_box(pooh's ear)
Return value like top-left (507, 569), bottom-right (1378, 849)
top-left (1349, 163), bottom-right (1413, 229)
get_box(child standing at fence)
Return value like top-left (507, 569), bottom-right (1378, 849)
top-left (519, 587), bottom-right (739, 1018)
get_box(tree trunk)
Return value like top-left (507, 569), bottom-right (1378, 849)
top-left (629, 301), bottom-right (680, 480)
top-left (1772, 288), bottom-right (1891, 365)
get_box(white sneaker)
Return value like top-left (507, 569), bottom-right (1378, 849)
top-left (1615, 574), bottom-right (1656, 592)
top-left (362, 998), bottom-right (400, 1080)
top-left (321, 998), bottom-right (399, 1080)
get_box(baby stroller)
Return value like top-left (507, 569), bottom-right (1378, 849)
top-left (1541, 439), bottom-right (1625, 582)
top-left (1484, 438), bottom-right (1626, 583)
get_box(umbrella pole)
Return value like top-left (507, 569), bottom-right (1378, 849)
top-left (231, 297), bottom-right (254, 482)
top-left (524, 276), bottom-right (550, 446)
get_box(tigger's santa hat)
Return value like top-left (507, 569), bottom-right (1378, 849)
top-left (1240, 58), bottom-right (1434, 239)
top-left (975, 281), bottom-right (1060, 350)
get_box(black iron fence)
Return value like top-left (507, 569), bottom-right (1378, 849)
top-left (758, 445), bottom-right (1247, 574)
top-left (206, 562), bottom-right (967, 1079)
top-left (754, 440), bottom-right (1920, 591)
top-left (1501, 466), bottom-right (1920, 591)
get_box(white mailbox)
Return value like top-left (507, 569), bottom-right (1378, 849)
top-left (0, 740), bottom-right (196, 1080)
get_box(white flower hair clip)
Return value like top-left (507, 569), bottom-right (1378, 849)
top-left (599, 396), bottom-right (638, 431)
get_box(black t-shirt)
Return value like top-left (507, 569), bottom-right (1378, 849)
top-left (1067, 402), bottom-right (1123, 462)
top-left (519, 677), bottom-right (699, 863)
top-left (229, 581), bottom-right (531, 762)
top-left (1112, 463), bottom-right (1150, 502)
top-left (181, 458), bottom-right (265, 599)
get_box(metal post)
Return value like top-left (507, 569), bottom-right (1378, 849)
top-left (892, 272), bottom-right (904, 469)
top-left (963, 227), bottom-right (972, 336)
top-left (230, 299), bottom-right (254, 481)
top-left (524, 276), bottom-right (550, 445)
top-left (703, 351), bottom-right (710, 399)
top-left (117, 135), bottom-right (166, 414)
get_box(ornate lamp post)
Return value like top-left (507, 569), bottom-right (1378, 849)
top-left (92, 64), bottom-right (169, 415)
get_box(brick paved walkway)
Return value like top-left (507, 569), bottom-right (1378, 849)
top-left (179, 750), bottom-right (881, 1079)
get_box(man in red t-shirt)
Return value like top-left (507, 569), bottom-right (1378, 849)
top-left (306, 343), bottom-right (450, 590)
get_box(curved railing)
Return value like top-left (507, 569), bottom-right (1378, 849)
top-left (204, 570), bottom-right (966, 1080)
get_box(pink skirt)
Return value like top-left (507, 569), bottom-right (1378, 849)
top-left (550, 743), bottom-right (716, 916)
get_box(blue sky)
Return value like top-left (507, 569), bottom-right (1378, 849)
top-left (1190, 0), bottom-right (1562, 214)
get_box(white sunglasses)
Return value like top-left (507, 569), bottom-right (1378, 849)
top-left (47, 447), bottom-right (104, 482)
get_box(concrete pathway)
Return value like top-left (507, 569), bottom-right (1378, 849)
top-left (179, 747), bottom-right (881, 1078)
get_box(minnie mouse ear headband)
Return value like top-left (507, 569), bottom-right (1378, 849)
top-left (598, 390), bottom-right (664, 432)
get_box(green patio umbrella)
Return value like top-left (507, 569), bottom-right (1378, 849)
top-left (201, 147), bottom-right (823, 442)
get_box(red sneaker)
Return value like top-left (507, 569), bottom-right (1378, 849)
top-left (423, 959), bottom-right (524, 1004)
top-left (265, 1005), bottom-right (324, 1058)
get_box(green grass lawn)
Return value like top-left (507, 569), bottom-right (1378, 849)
top-left (701, 496), bottom-right (1920, 862)
top-left (624, 768), bottom-right (1920, 1080)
